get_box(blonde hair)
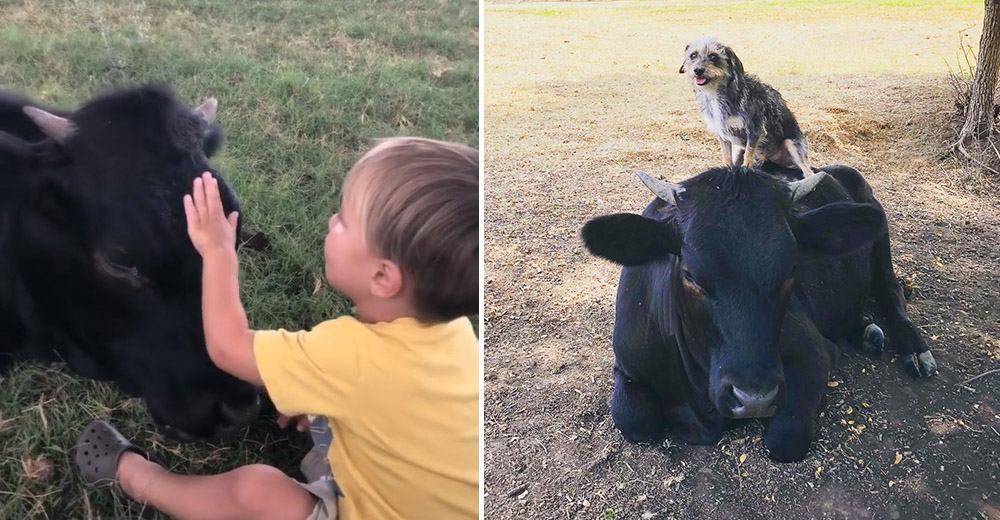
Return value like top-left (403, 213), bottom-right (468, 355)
top-left (344, 137), bottom-right (479, 322)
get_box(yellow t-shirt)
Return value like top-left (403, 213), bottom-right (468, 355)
top-left (254, 316), bottom-right (479, 520)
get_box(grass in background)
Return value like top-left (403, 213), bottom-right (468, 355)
top-left (0, 0), bottom-right (478, 517)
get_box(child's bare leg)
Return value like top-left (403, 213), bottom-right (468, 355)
top-left (117, 452), bottom-right (316, 520)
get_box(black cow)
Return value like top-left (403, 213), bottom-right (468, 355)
top-left (0, 86), bottom-right (259, 441)
top-left (582, 164), bottom-right (936, 462)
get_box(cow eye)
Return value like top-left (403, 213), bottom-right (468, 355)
top-left (773, 277), bottom-right (795, 296)
top-left (681, 269), bottom-right (705, 294)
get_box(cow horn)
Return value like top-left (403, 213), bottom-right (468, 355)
top-left (22, 106), bottom-right (75, 142)
top-left (637, 170), bottom-right (684, 205)
top-left (194, 97), bottom-right (218, 123)
top-left (788, 171), bottom-right (828, 203)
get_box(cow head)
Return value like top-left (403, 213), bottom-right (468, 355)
top-left (3, 86), bottom-right (260, 441)
top-left (582, 167), bottom-right (886, 419)
top-left (23, 87), bottom-right (220, 163)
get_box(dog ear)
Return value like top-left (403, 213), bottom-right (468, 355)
top-left (679, 44), bottom-right (689, 73)
top-left (724, 46), bottom-right (744, 76)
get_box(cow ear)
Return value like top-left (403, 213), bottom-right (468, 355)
top-left (582, 213), bottom-right (680, 266)
top-left (792, 202), bottom-right (886, 255)
top-left (194, 97), bottom-right (218, 123)
top-left (93, 250), bottom-right (150, 289)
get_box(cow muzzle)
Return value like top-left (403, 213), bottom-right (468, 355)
top-left (153, 392), bottom-right (262, 442)
top-left (718, 378), bottom-right (782, 419)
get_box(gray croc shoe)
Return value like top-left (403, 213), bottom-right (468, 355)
top-left (300, 445), bottom-right (332, 483)
top-left (301, 415), bottom-right (333, 483)
top-left (74, 420), bottom-right (146, 486)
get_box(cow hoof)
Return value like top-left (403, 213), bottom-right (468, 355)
top-left (902, 351), bottom-right (938, 378)
top-left (764, 433), bottom-right (811, 463)
top-left (612, 412), bottom-right (662, 444)
top-left (619, 429), bottom-right (658, 444)
top-left (763, 420), bottom-right (813, 463)
top-left (862, 324), bottom-right (884, 355)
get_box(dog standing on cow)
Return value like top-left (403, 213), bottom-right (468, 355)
top-left (680, 37), bottom-right (816, 178)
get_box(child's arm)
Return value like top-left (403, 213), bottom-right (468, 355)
top-left (183, 172), bottom-right (264, 387)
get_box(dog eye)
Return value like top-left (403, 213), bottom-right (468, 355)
top-left (708, 53), bottom-right (718, 60)
top-left (689, 52), bottom-right (697, 59)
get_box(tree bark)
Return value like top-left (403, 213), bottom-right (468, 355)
top-left (958, 0), bottom-right (1000, 143)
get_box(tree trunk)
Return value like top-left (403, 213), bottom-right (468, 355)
top-left (958, 0), bottom-right (1000, 143)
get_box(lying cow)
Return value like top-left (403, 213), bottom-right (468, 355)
top-left (581, 164), bottom-right (936, 462)
top-left (0, 86), bottom-right (259, 441)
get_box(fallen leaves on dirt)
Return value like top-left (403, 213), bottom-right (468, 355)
top-left (663, 473), bottom-right (685, 489)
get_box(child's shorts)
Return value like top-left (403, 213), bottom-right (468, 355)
top-left (298, 475), bottom-right (339, 520)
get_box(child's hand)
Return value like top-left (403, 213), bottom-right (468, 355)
top-left (277, 413), bottom-right (311, 433)
top-left (183, 172), bottom-right (239, 257)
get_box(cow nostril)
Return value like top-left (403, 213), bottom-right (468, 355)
top-left (726, 384), bottom-right (741, 406)
top-left (219, 393), bottom-right (262, 427)
top-left (732, 385), bottom-right (779, 408)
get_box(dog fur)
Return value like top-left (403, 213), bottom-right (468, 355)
top-left (680, 37), bottom-right (814, 178)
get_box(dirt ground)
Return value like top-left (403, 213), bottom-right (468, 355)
top-left (483, 2), bottom-right (1000, 519)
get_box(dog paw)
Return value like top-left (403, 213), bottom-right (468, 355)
top-left (862, 323), bottom-right (884, 355)
top-left (902, 350), bottom-right (938, 378)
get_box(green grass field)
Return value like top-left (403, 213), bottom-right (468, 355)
top-left (0, 0), bottom-right (478, 517)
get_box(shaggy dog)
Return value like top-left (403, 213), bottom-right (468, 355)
top-left (680, 37), bottom-right (815, 178)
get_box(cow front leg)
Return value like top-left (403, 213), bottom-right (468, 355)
top-left (764, 313), bottom-right (835, 462)
top-left (611, 365), bottom-right (664, 443)
top-left (843, 315), bottom-right (885, 355)
top-left (870, 235), bottom-right (937, 377)
top-left (763, 356), bottom-right (830, 462)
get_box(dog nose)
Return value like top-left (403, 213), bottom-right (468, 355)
top-left (724, 383), bottom-right (780, 417)
top-left (693, 66), bottom-right (706, 76)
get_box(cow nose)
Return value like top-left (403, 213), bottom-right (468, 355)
top-left (214, 392), bottom-right (262, 438)
top-left (694, 66), bottom-right (706, 76)
top-left (725, 383), bottom-right (780, 417)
